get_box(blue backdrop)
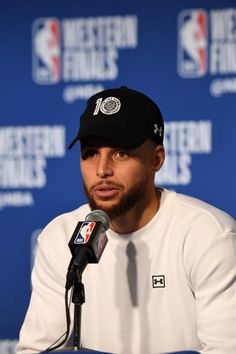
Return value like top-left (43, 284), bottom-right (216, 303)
top-left (0, 1), bottom-right (235, 352)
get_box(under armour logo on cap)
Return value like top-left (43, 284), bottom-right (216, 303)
top-left (154, 124), bottom-right (163, 137)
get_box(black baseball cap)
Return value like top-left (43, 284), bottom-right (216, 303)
top-left (68, 86), bottom-right (164, 149)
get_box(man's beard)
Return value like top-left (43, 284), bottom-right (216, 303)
top-left (83, 179), bottom-right (147, 219)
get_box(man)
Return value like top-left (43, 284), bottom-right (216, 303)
top-left (17, 87), bottom-right (236, 353)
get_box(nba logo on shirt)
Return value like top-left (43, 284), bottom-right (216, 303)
top-left (178, 9), bottom-right (207, 78)
top-left (74, 222), bottom-right (96, 244)
top-left (32, 18), bottom-right (61, 84)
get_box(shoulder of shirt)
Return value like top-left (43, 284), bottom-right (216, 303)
top-left (162, 189), bottom-right (236, 235)
top-left (38, 203), bottom-right (91, 244)
top-left (50, 203), bottom-right (91, 223)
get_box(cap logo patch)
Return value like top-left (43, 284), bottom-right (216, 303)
top-left (93, 97), bottom-right (121, 116)
top-left (154, 124), bottom-right (163, 137)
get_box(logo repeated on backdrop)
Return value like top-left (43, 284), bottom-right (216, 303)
top-left (0, 340), bottom-right (18, 354)
top-left (33, 18), bottom-right (61, 84)
top-left (178, 9), bottom-right (207, 78)
top-left (178, 7), bottom-right (236, 97)
top-left (32, 16), bottom-right (138, 103)
top-left (156, 120), bottom-right (212, 186)
top-left (0, 126), bottom-right (65, 210)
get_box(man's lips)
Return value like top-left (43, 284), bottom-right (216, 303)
top-left (93, 185), bottom-right (120, 198)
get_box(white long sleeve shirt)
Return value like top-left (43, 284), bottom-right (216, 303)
top-left (16, 189), bottom-right (236, 353)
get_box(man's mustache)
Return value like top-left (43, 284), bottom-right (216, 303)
top-left (89, 181), bottom-right (124, 193)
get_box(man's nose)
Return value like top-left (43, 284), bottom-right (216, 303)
top-left (96, 155), bottom-right (113, 178)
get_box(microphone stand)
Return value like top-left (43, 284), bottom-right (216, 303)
top-left (72, 272), bottom-right (85, 351)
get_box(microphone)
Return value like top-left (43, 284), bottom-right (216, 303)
top-left (66, 210), bottom-right (109, 289)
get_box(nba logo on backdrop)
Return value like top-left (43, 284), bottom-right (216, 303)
top-left (32, 18), bottom-right (61, 84)
top-left (178, 9), bottom-right (207, 78)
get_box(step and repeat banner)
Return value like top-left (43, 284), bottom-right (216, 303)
top-left (0, 0), bottom-right (235, 352)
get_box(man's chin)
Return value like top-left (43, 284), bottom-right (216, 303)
top-left (87, 196), bottom-right (127, 218)
top-left (84, 181), bottom-right (147, 219)
top-left (89, 199), bottom-right (120, 213)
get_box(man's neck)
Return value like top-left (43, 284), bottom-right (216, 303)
top-left (109, 188), bottom-right (162, 234)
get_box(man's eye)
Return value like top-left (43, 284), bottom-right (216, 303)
top-left (81, 149), bottom-right (98, 160)
top-left (114, 151), bottom-right (130, 159)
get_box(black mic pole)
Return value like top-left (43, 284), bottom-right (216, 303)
top-left (72, 272), bottom-right (85, 350)
top-left (68, 247), bottom-right (90, 350)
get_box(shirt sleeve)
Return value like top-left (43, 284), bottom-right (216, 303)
top-left (188, 229), bottom-right (236, 354)
top-left (16, 221), bottom-right (73, 353)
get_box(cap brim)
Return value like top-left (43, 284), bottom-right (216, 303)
top-left (68, 126), bottom-right (147, 149)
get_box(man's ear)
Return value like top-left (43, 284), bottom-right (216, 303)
top-left (152, 145), bottom-right (165, 173)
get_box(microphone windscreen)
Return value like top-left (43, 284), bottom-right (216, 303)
top-left (85, 210), bottom-right (110, 231)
